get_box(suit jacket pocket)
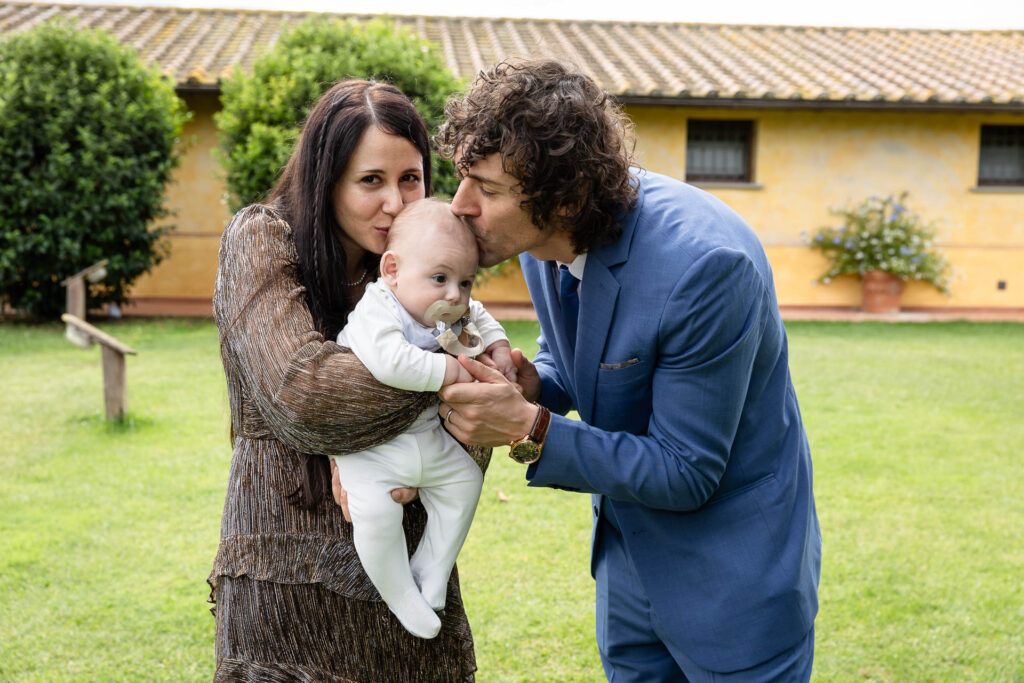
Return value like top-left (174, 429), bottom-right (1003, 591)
top-left (599, 357), bottom-right (640, 370)
top-left (704, 473), bottom-right (777, 508)
top-left (596, 357), bottom-right (648, 387)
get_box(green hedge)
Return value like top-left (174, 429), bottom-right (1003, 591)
top-left (217, 17), bottom-right (463, 212)
top-left (0, 21), bottom-right (189, 318)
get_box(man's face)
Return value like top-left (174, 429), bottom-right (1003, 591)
top-left (449, 152), bottom-right (570, 267)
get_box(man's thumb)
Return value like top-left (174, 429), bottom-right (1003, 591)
top-left (458, 353), bottom-right (505, 383)
top-left (511, 348), bottom-right (537, 375)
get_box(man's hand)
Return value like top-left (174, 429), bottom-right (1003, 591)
top-left (330, 458), bottom-right (418, 523)
top-left (476, 346), bottom-right (539, 397)
top-left (510, 348), bottom-right (541, 402)
top-left (438, 354), bottom-right (539, 446)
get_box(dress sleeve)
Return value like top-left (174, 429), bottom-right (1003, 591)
top-left (214, 205), bottom-right (435, 456)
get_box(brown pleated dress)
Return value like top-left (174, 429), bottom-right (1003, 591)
top-left (209, 205), bottom-right (488, 682)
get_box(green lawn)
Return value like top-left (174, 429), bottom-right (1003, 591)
top-left (0, 318), bottom-right (1021, 681)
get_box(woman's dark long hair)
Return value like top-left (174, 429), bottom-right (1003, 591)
top-left (268, 80), bottom-right (433, 508)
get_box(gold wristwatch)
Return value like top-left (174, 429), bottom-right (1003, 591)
top-left (508, 404), bottom-right (551, 465)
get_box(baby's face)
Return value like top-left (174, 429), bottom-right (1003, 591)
top-left (387, 229), bottom-right (478, 327)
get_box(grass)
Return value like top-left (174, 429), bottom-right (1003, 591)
top-left (0, 318), bottom-right (1022, 681)
top-left (786, 322), bottom-right (1024, 682)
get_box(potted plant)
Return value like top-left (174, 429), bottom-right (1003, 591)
top-left (807, 193), bottom-right (951, 313)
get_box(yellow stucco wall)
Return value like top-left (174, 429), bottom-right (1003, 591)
top-left (473, 264), bottom-right (531, 302)
top-left (628, 105), bottom-right (1024, 309)
top-left (130, 92), bottom-right (231, 302)
top-left (135, 94), bottom-right (1023, 311)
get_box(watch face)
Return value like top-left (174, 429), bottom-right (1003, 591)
top-left (510, 441), bottom-right (541, 464)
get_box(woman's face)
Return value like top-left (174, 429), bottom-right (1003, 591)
top-left (332, 126), bottom-right (425, 260)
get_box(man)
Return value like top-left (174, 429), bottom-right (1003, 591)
top-left (435, 59), bottom-right (821, 681)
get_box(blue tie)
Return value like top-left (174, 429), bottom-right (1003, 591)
top-left (558, 265), bottom-right (580, 349)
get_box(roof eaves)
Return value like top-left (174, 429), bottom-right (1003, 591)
top-left (616, 94), bottom-right (1024, 112)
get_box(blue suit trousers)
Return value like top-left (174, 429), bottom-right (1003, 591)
top-left (595, 506), bottom-right (815, 682)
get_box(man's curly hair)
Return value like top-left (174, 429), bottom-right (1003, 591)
top-left (436, 59), bottom-right (638, 253)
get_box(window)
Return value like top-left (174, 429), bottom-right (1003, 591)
top-left (978, 125), bottom-right (1024, 186)
top-left (685, 119), bottom-right (754, 183)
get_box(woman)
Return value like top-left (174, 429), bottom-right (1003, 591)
top-left (209, 80), bottom-right (487, 681)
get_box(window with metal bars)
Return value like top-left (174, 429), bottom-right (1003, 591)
top-left (685, 119), bottom-right (754, 183)
top-left (978, 125), bottom-right (1024, 186)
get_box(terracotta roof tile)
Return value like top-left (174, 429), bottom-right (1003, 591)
top-left (2, 1), bottom-right (1022, 108)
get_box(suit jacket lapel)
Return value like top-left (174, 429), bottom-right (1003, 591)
top-left (574, 178), bottom-right (645, 421)
top-left (575, 262), bottom-right (618, 422)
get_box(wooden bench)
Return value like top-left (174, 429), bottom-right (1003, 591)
top-left (61, 313), bottom-right (137, 421)
top-left (60, 260), bottom-right (108, 317)
top-left (60, 260), bottom-right (109, 348)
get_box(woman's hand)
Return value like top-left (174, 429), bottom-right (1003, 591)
top-left (330, 459), bottom-right (418, 522)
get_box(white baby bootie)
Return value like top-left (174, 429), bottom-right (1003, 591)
top-left (412, 564), bottom-right (450, 612)
top-left (392, 586), bottom-right (441, 639)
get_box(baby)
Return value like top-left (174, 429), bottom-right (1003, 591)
top-left (334, 198), bottom-right (515, 639)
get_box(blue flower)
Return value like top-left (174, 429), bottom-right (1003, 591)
top-left (833, 237), bottom-right (842, 245)
top-left (815, 234), bottom-right (825, 242)
top-left (900, 246), bottom-right (912, 256)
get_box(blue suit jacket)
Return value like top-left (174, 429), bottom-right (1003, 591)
top-left (521, 171), bottom-right (821, 672)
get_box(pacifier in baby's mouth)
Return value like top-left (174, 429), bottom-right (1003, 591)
top-left (424, 300), bottom-right (469, 325)
top-left (425, 299), bottom-right (485, 358)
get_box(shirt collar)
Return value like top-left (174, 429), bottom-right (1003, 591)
top-left (557, 253), bottom-right (587, 281)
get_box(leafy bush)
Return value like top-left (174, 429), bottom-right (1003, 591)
top-left (0, 21), bottom-right (189, 318)
top-left (217, 17), bottom-right (463, 211)
top-left (807, 193), bottom-right (951, 293)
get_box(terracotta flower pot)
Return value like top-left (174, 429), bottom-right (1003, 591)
top-left (861, 270), bottom-right (905, 313)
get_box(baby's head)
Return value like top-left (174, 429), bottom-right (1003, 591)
top-left (380, 198), bottom-right (479, 326)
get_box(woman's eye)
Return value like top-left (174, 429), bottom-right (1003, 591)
top-left (360, 175), bottom-right (380, 185)
top-left (401, 173), bottom-right (421, 184)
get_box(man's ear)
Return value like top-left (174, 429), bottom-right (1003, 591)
top-left (380, 251), bottom-right (399, 286)
top-left (555, 203), bottom-right (578, 219)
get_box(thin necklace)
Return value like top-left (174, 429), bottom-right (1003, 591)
top-left (341, 267), bottom-right (369, 288)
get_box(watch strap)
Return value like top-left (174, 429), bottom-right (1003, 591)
top-left (529, 404), bottom-right (551, 445)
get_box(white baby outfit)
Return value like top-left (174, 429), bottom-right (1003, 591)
top-left (334, 279), bottom-right (505, 638)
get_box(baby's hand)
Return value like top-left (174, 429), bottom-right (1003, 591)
top-left (443, 354), bottom-right (476, 385)
top-left (486, 342), bottom-right (518, 384)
